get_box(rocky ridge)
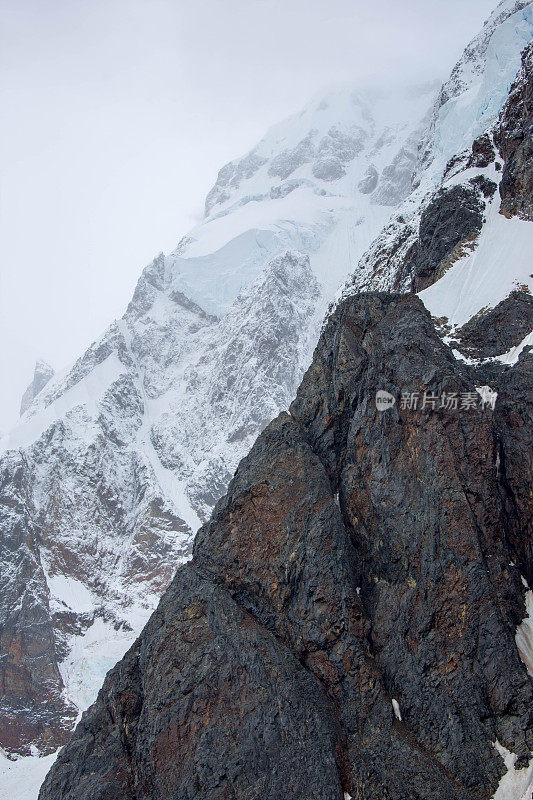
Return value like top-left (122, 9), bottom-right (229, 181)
top-left (0, 251), bottom-right (319, 757)
top-left (39, 291), bottom-right (533, 800)
top-left (19, 362), bottom-right (55, 418)
top-left (344, 33), bottom-right (533, 363)
top-left (496, 40), bottom-right (533, 219)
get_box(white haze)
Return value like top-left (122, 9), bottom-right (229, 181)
top-left (0, 0), bottom-right (498, 428)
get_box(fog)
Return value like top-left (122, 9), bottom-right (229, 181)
top-left (0, 0), bottom-right (498, 428)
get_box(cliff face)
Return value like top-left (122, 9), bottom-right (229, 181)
top-left (496, 41), bottom-right (533, 219)
top-left (39, 292), bottom-right (533, 800)
top-left (0, 454), bottom-right (77, 754)
top-left (19, 361), bottom-right (55, 417)
top-left (0, 252), bottom-right (320, 758)
top-left (348, 30), bottom-right (533, 307)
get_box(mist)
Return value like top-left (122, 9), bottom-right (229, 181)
top-left (1, 0), bottom-right (498, 428)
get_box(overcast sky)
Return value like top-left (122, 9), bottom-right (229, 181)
top-left (1, 0), bottom-right (499, 429)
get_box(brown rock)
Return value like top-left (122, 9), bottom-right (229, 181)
top-left (39, 293), bottom-right (533, 800)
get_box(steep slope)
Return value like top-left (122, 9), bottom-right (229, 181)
top-left (345, 32), bottom-right (533, 346)
top-left (1, 0), bottom-right (532, 776)
top-left (420, 38), bottom-right (533, 335)
top-left (34, 31), bottom-right (533, 786)
top-left (19, 362), bottom-right (55, 417)
top-left (0, 84), bottom-right (439, 761)
top-left (418, 0), bottom-right (533, 175)
top-left (0, 251), bottom-right (319, 757)
top-left (39, 291), bottom-right (533, 800)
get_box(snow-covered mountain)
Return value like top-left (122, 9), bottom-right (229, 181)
top-left (19, 362), bottom-right (55, 418)
top-left (342, 2), bottom-right (533, 323)
top-left (0, 1), bottom-right (532, 796)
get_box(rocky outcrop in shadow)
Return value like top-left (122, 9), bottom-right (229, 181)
top-left (408, 182), bottom-right (488, 292)
top-left (39, 292), bottom-right (533, 800)
top-left (454, 289), bottom-right (533, 359)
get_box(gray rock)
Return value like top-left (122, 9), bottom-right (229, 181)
top-left (312, 156), bottom-right (346, 180)
top-left (205, 151), bottom-right (268, 216)
top-left (0, 453), bottom-right (77, 755)
top-left (20, 361), bottom-right (55, 416)
top-left (409, 183), bottom-right (485, 291)
top-left (455, 290), bottom-right (533, 359)
top-left (372, 145), bottom-right (417, 206)
top-left (358, 164), bottom-right (379, 194)
top-left (267, 131), bottom-right (317, 180)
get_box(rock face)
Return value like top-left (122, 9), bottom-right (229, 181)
top-left (346, 6), bottom-right (533, 301)
top-left (371, 139), bottom-right (421, 206)
top-left (344, 129), bottom-right (501, 298)
top-left (495, 347), bottom-right (533, 589)
top-left (20, 361), bottom-right (55, 417)
top-left (0, 453), bottom-right (77, 755)
top-left (455, 290), bottom-right (533, 358)
top-left (496, 41), bottom-right (533, 219)
top-left (358, 164), bottom-right (378, 194)
top-left (40, 292), bottom-right (533, 800)
top-left (0, 251), bottom-right (320, 756)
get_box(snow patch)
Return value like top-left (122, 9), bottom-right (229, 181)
top-left (491, 742), bottom-right (533, 800)
top-left (392, 698), bottom-right (402, 721)
top-left (0, 353), bottom-right (125, 454)
top-left (429, 3), bottom-right (533, 176)
top-left (0, 750), bottom-right (57, 800)
top-left (451, 348), bottom-right (477, 364)
top-left (476, 386), bottom-right (498, 409)
top-left (44, 569), bottom-right (95, 614)
top-left (496, 331), bottom-right (533, 365)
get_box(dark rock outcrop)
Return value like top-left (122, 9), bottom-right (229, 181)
top-left (441, 133), bottom-right (497, 184)
top-left (40, 293), bottom-right (533, 800)
top-left (496, 42), bottom-right (533, 220)
top-left (468, 132), bottom-right (497, 169)
top-left (409, 183), bottom-right (485, 292)
top-left (470, 358), bottom-right (510, 388)
top-left (455, 290), bottom-right (533, 358)
top-left (39, 564), bottom-right (343, 800)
